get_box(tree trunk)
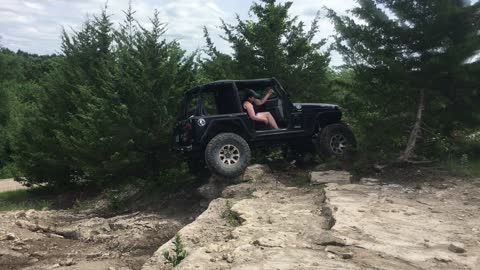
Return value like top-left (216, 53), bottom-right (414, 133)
top-left (399, 89), bottom-right (425, 162)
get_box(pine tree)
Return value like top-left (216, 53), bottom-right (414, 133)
top-left (11, 6), bottom-right (197, 186)
top-left (203, 0), bottom-right (330, 101)
top-left (328, 0), bottom-right (480, 161)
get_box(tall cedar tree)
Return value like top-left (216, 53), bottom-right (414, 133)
top-left (202, 0), bottom-right (330, 101)
top-left (328, 0), bottom-right (480, 160)
top-left (11, 8), bottom-right (196, 186)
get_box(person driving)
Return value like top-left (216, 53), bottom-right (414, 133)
top-left (243, 88), bottom-right (279, 129)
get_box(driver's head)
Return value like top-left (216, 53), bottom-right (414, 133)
top-left (245, 89), bottom-right (261, 101)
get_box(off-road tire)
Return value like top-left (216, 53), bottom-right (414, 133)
top-left (204, 133), bottom-right (251, 178)
top-left (317, 123), bottom-right (356, 159)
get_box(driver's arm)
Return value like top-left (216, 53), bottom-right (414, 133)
top-left (254, 87), bottom-right (274, 106)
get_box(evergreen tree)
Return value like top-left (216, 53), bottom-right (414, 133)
top-left (11, 6), bottom-right (197, 186)
top-left (328, 0), bottom-right (480, 160)
top-left (203, 0), bottom-right (330, 101)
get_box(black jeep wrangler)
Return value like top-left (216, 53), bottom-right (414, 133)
top-left (174, 78), bottom-right (356, 177)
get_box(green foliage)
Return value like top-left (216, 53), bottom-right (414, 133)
top-left (221, 200), bottom-right (242, 226)
top-left (445, 156), bottom-right (480, 177)
top-left (0, 189), bottom-right (52, 211)
top-left (10, 7), bottom-right (198, 186)
top-left (0, 48), bottom-right (59, 178)
top-left (145, 163), bottom-right (195, 194)
top-left (105, 189), bottom-right (125, 210)
top-left (202, 0), bottom-right (330, 101)
top-left (328, 0), bottom-right (480, 160)
top-left (163, 234), bottom-right (187, 266)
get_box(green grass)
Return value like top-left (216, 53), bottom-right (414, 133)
top-left (445, 157), bottom-right (480, 177)
top-left (221, 200), bottom-right (242, 227)
top-left (0, 189), bottom-right (52, 211)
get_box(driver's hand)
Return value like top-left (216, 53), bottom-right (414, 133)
top-left (267, 88), bottom-right (274, 95)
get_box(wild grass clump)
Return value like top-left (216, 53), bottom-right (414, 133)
top-left (221, 200), bottom-right (242, 227)
top-left (0, 189), bottom-right (52, 211)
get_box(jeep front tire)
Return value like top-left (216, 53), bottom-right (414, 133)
top-left (204, 133), bottom-right (251, 178)
top-left (317, 123), bottom-right (356, 159)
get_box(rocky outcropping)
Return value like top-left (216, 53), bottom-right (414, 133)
top-left (143, 167), bottom-right (357, 270)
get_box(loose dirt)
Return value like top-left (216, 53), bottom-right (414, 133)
top-left (0, 185), bottom-right (206, 270)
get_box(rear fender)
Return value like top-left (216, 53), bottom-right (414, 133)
top-left (200, 118), bottom-right (253, 145)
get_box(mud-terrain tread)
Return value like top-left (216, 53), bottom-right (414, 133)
top-left (205, 133), bottom-right (251, 178)
top-left (317, 123), bottom-right (356, 158)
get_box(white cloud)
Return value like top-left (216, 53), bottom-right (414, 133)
top-left (0, 0), bottom-right (357, 66)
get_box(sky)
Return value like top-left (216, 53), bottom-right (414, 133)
top-left (0, 0), bottom-right (360, 66)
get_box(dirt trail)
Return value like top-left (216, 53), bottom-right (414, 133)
top-left (0, 187), bottom-right (206, 270)
top-left (0, 179), bottom-right (27, 192)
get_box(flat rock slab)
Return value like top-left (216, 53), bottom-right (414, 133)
top-left (310, 171), bottom-right (351, 185)
top-left (324, 181), bottom-right (480, 270)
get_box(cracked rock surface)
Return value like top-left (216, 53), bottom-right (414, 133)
top-left (143, 167), bottom-right (480, 270)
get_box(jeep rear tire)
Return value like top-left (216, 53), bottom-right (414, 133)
top-left (317, 123), bottom-right (356, 159)
top-left (205, 133), bottom-right (251, 178)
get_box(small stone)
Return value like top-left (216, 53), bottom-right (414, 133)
top-left (25, 209), bottom-right (37, 219)
top-left (434, 256), bottom-right (452, 263)
top-left (31, 251), bottom-right (47, 258)
top-left (15, 211), bottom-right (26, 219)
top-left (327, 253), bottom-right (336, 259)
top-left (358, 209), bottom-right (365, 212)
top-left (0, 233), bottom-right (16, 241)
top-left (310, 171), bottom-right (351, 185)
top-left (314, 233), bottom-right (346, 246)
top-left (448, 242), bottom-right (466, 253)
top-left (210, 257), bottom-right (216, 262)
top-left (385, 198), bottom-right (394, 203)
top-left (325, 246), bottom-right (353, 259)
top-left (59, 258), bottom-right (76, 266)
top-left (86, 252), bottom-right (102, 259)
top-left (50, 264), bottom-right (60, 269)
top-left (48, 233), bottom-right (64, 239)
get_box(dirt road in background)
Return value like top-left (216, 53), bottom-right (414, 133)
top-left (0, 179), bottom-right (27, 192)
